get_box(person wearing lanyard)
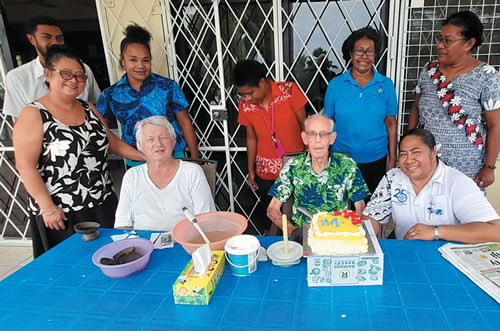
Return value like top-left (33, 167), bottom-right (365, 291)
top-left (233, 60), bottom-right (307, 233)
top-left (362, 128), bottom-right (500, 243)
top-left (97, 24), bottom-right (199, 166)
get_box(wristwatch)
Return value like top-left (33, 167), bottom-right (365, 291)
top-left (433, 225), bottom-right (440, 241)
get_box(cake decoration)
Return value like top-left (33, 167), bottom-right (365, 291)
top-left (308, 210), bottom-right (368, 255)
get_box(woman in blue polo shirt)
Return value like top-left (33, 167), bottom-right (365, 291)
top-left (97, 24), bottom-right (199, 166)
top-left (324, 27), bottom-right (397, 195)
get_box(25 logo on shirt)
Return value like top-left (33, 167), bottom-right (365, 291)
top-left (393, 188), bottom-right (408, 205)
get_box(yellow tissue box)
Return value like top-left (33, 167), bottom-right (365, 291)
top-left (173, 251), bottom-right (226, 305)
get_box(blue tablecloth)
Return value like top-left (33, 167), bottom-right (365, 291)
top-left (0, 229), bottom-right (498, 330)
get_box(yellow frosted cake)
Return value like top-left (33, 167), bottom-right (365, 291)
top-left (307, 210), bottom-right (368, 255)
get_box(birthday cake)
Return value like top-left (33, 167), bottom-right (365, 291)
top-left (307, 210), bottom-right (368, 255)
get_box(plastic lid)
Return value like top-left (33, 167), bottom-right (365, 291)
top-left (267, 241), bottom-right (303, 264)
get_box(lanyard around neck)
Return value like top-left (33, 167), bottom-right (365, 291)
top-left (259, 103), bottom-right (276, 140)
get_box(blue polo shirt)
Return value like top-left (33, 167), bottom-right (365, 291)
top-left (97, 73), bottom-right (189, 154)
top-left (324, 68), bottom-right (398, 163)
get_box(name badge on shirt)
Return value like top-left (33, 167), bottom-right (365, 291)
top-left (392, 188), bottom-right (408, 206)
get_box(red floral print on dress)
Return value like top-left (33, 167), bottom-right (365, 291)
top-left (255, 155), bottom-right (283, 180)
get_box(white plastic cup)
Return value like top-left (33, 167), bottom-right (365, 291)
top-left (224, 235), bottom-right (260, 276)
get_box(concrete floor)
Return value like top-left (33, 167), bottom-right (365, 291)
top-left (0, 245), bottom-right (32, 281)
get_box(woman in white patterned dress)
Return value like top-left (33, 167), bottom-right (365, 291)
top-left (13, 45), bottom-right (145, 257)
top-left (408, 11), bottom-right (500, 189)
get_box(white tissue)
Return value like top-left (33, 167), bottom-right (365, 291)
top-left (258, 246), bottom-right (268, 261)
top-left (192, 244), bottom-right (213, 275)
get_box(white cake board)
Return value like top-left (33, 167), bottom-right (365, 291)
top-left (303, 221), bottom-right (384, 287)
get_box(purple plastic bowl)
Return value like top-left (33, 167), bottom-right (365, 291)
top-left (92, 238), bottom-right (154, 279)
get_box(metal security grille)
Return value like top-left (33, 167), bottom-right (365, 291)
top-left (280, 0), bottom-right (393, 114)
top-left (1, 0), bottom-right (498, 241)
top-left (164, 0), bottom-right (270, 232)
top-left (165, 0), bottom-right (395, 234)
top-left (396, 0), bottom-right (500, 138)
top-left (0, 0), bottom-right (398, 240)
top-left (0, 9), bottom-right (31, 243)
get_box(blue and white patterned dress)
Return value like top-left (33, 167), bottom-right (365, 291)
top-left (97, 73), bottom-right (189, 155)
top-left (415, 61), bottom-right (500, 179)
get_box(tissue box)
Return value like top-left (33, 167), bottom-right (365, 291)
top-left (304, 221), bottom-right (384, 287)
top-left (173, 251), bottom-right (226, 305)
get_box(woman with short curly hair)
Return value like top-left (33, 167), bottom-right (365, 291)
top-left (324, 27), bottom-right (398, 197)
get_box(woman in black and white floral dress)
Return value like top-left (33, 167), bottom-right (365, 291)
top-left (13, 45), bottom-right (146, 257)
top-left (409, 11), bottom-right (500, 189)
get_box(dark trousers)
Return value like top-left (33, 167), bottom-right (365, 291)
top-left (357, 155), bottom-right (388, 200)
top-left (30, 193), bottom-right (118, 258)
top-left (251, 176), bottom-right (276, 233)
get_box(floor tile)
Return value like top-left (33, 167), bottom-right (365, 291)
top-left (19, 256), bottom-right (33, 266)
top-left (0, 247), bottom-right (32, 266)
top-left (0, 265), bottom-right (16, 281)
top-left (0, 246), bottom-right (33, 281)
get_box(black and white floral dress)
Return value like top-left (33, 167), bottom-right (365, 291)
top-left (28, 100), bottom-right (114, 215)
top-left (28, 100), bottom-right (118, 258)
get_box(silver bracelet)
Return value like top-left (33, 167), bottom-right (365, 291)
top-left (433, 225), bottom-right (440, 240)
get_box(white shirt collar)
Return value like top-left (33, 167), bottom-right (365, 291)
top-left (429, 161), bottom-right (446, 185)
top-left (33, 57), bottom-right (45, 79)
top-left (396, 160), bottom-right (445, 194)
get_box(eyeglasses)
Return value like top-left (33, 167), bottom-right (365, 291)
top-left (435, 36), bottom-right (465, 48)
top-left (306, 131), bottom-right (332, 139)
top-left (351, 49), bottom-right (375, 57)
top-left (52, 69), bottom-right (87, 82)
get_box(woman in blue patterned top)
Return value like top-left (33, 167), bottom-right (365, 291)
top-left (97, 24), bottom-right (199, 166)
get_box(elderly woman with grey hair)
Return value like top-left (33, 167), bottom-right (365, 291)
top-left (114, 116), bottom-right (215, 231)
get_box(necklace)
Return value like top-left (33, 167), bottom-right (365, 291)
top-left (426, 61), bottom-right (483, 150)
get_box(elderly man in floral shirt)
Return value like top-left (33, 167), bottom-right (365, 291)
top-left (267, 114), bottom-right (369, 235)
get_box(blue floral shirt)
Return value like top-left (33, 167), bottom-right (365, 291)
top-left (97, 73), bottom-right (189, 154)
top-left (269, 152), bottom-right (370, 227)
